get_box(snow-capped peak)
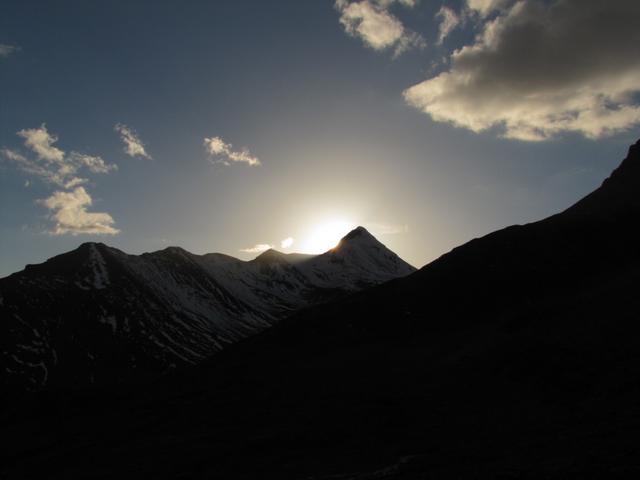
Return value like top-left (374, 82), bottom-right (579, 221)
top-left (331, 226), bottom-right (384, 252)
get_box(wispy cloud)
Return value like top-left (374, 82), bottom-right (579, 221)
top-left (0, 43), bottom-right (19, 58)
top-left (465, 0), bottom-right (512, 17)
top-left (280, 237), bottom-right (294, 249)
top-left (69, 152), bottom-right (118, 174)
top-left (435, 6), bottom-right (460, 44)
top-left (1, 125), bottom-right (117, 188)
top-left (115, 123), bottom-right (152, 159)
top-left (240, 243), bottom-right (273, 253)
top-left (335, 0), bottom-right (424, 56)
top-left (204, 136), bottom-right (261, 167)
top-left (40, 186), bottom-right (120, 236)
top-left (404, 0), bottom-right (640, 141)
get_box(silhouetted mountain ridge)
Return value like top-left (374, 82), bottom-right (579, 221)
top-left (0, 228), bottom-right (415, 389)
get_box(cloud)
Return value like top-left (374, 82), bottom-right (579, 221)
top-left (280, 237), bottom-right (294, 249)
top-left (2, 147), bottom-right (64, 186)
top-left (40, 186), bottom-right (119, 235)
top-left (17, 124), bottom-right (65, 162)
top-left (115, 123), bottom-right (152, 159)
top-left (2, 125), bottom-right (117, 187)
top-left (436, 6), bottom-right (460, 44)
top-left (204, 136), bottom-right (261, 166)
top-left (68, 152), bottom-right (118, 174)
top-left (466, 0), bottom-right (512, 17)
top-left (1, 147), bottom-right (72, 186)
top-left (0, 44), bottom-right (19, 58)
top-left (240, 243), bottom-right (273, 253)
top-left (404, 0), bottom-right (640, 141)
top-left (63, 177), bottom-right (88, 189)
top-left (335, 0), bottom-right (424, 56)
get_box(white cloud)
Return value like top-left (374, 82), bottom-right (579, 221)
top-left (436, 6), bottom-right (460, 44)
top-left (335, 0), bottom-right (424, 56)
top-left (374, 0), bottom-right (416, 7)
top-left (0, 44), bottom-right (19, 58)
top-left (115, 123), bottom-right (152, 159)
top-left (466, 0), bottom-right (512, 17)
top-left (280, 237), bottom-right (294, 249)
top-left (404, 0), bottom-right (640, 141)
top-left (204, 136), bottom-right (261, 166)
top-left (2, 126), bottom-right (117, 187)
top-left (40, 186), bottom-right (119, 236)
top-left (17, 124), bottom-right (65, 162)
top-left (240, 243), bottom-right (273, 253)
top-left (63, 177), bottom-right (88, 189)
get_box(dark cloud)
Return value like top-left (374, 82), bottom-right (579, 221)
top-left (404, 0), bottom-right (640, 140)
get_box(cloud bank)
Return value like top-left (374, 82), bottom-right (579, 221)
top-left (115, 123), bottom-right (152, 159)
top-left (404, 0), bottom-right (640, 141)
top-left (335, 0), bottom-right (424, 56)
top-left (204, 136), bottom-right (261, 166)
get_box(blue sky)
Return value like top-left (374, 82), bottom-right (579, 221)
top-left (1, 0), bottom-right (639, 277)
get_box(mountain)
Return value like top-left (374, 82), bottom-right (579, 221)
top-left (0, 227), bottom-right (415, 390)
top-left (3, 140), bottom-right (640, 479)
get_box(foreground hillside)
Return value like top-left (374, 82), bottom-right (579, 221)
top-left (3, 140), bottom-right (640, 479)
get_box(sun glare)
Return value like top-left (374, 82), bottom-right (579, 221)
top-left (300, 219), bottom-right (357, 254)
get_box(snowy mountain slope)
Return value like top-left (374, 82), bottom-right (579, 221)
top-left (0, 227), bottom-right (415, 389)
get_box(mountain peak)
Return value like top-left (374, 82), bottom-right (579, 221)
top-left (341, 226), bottom-right (373, 241)
top-left (331, 226), bottom-right (383, 252)
top-left (78, 241), bottom-right (108, 250)
top-left (254, 248), bottom-right (286, 263)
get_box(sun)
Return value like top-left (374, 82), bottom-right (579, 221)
top-left (300, 219), bottom-right (357, 254)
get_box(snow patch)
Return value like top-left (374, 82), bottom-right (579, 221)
top-left (88, 244), bottom-right (110, 289)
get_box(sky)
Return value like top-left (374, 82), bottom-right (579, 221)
top-left (1, 0), bottom-right (639, 277)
